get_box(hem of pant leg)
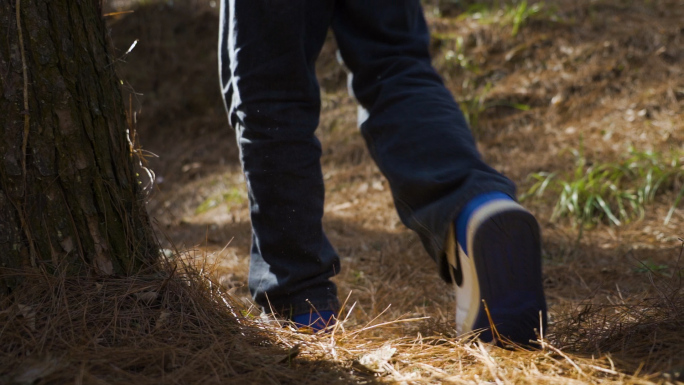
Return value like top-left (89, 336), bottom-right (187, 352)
top-left (359, 116), bottom-right (518, 283)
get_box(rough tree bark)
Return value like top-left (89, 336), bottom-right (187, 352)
top-left (0, 0), bottom-right (159, 293)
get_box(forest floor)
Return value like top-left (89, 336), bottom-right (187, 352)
top-left (102, 0), bottom-right (684, 383)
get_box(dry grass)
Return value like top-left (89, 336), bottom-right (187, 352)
top-left (2, 249), bottom-right (682, 384)
top-left (550, 247), bottom-right (684, 378)
top-left (0, 258), bottom-right (370, 384)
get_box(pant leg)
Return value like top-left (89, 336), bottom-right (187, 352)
top-left (332, 0), bottom-right (517, 282)
top-left (219, 0), bottom-right (340, 316)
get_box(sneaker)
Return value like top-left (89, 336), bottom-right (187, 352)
top-left (291, 310), bottom-right (336, 334)
top-left (448, 196), bottom-right (547, 346)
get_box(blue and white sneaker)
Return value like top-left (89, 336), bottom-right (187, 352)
top-left (448, 193), bottom-right (547, 346)
top-left (291, 310), bottom-right (336, 334)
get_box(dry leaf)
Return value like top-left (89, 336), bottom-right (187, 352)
top-left (135, 291), bottom-right (159, 303)
top-left (154, 311), bottom-right (171, 331)
top-left (356, 344), bottom-right (396, 373)
top-left (12, 357), bottom-right (61, 385)
top-left (17, 304), bottom-right (36, 332)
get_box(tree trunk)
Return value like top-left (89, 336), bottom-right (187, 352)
top-left (0, 0), bottom-right (159, 292)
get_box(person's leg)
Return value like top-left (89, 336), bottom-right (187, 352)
top-left (219, 0), bottom-right (339, 318)
top-left (331, 0), bottom-right (514, 280)
top-left (332, 0), bottom-right (546, 343)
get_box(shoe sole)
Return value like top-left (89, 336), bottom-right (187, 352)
top-left (447, 200), bottom-right (547, 345)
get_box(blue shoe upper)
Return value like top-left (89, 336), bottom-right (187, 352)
top-left (456, 191), bottom-right (513, 250)
top-left (291, 310), bottom-right (336, 333)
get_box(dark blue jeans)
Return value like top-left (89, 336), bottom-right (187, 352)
top-left (219, 0), bottom-right (516, 317)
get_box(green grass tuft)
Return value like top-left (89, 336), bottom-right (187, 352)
top-left (456, 0), bottom-right (547, 37)
top-left (523, 143), bottom-right (684, 227)
top-left (195, 187), bottom-right (245, 214)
